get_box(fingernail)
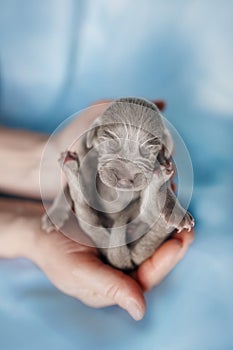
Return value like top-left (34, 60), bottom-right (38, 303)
top-left (125, 299), bottom-right (144, 321)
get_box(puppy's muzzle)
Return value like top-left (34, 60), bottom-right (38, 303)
top-left (99, 161), bottom-right (148, 190)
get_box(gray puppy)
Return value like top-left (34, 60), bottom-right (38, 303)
top-left (42, 97), bottom-right (194, 270)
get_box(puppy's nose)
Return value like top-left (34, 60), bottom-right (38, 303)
top-left (117, 178), bottom-right (133, 188)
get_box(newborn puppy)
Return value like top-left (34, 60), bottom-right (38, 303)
top-left (42, 150), bottom-right (194, 270)
top-left (42, 97), bottom-right (194, 270)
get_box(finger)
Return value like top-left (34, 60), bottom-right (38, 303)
top-left (152, 100), bottom-right (166, 111)
top-left (136, 228), bottom-right (194, 291)
top-left (171, 228), bottom-right (194, 262)
top-left (72, 254), bottom-right (146, 321)
top-left (90, 99), bottom-right (113, 106)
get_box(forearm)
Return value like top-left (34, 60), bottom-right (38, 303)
top-left (0, 127), bottom-right (58, 198)
top-left (0, 198), bottom-right (41, 259)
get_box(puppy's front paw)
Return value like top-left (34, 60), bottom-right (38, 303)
top-left (176, 211), bottom-right (195, 233)
top-left (41, 209), bottom-right (70, 233)
top-left (59, 151), bottom-right (79, 170)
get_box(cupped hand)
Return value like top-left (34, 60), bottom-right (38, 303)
top-left (31, 209), bottom-right (194, 320)
top-left (38, 99), bottom-right (194, 320)
top-left (34, 223), bottom-right (145, 321)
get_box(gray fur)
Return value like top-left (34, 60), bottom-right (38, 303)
top-left (42, 97), bottom-right (194, 270)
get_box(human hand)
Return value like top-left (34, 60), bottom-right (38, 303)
top-left (0, 198), bottom-right (194, 320)
top-left (39, 99), bottom-right (194, 315)
top-left (0, 98), bottom-right (194, 320)
top-left (35, 217), bottom-right (194, 320)
top-left (31, 206), bottom-right (194, 320)
top-left (26, 203), bottom-right (146, 321)
top-left (135, 229), bottom-right (194, 291)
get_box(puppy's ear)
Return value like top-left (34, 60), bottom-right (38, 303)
top-left (86, 117), bottom-right (101, 149)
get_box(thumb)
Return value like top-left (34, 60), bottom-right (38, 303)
top-left (72, 255), bottom-right (146, 320)
top-left (100, 265), bottom-right (146, 321)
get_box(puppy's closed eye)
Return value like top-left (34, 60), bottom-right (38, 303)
top-left (98, 129), bottom-right (121, 153)
top-left (98, 128), bottom-right (117, 140)
top-left (140, 136), bottom-right (161, 158)
top-left (104, 139), bottom-right (121, 153)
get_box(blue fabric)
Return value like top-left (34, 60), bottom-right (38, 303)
top-left (0, 1), bottom-right (233, 349)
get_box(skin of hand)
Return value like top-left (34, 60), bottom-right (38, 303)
top-left (0, 99), bottom-right (194, 320)
top-left (0, 198), bottom-right (194, 321)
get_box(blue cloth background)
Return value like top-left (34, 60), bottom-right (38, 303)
top-left (0, 1), bottom-right (233, 349)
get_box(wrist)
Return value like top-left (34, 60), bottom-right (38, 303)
top-left (17, 216), bottom-right (43, 261)
top-left (0, 215), bottom-right (39, 259)
top-left (0, 127), bottom-right (48, 198)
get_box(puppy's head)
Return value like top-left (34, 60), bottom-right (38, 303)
top-left (85, 98), bottom-right (169, 190)
top-left (86, 123), bottom-right (161, 191)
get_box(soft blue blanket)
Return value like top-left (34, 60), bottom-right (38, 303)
top-left (0, 1), bottom-right (232, 349)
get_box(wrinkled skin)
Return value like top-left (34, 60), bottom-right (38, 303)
top-left (42, 97), bottom-right (194, 270)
